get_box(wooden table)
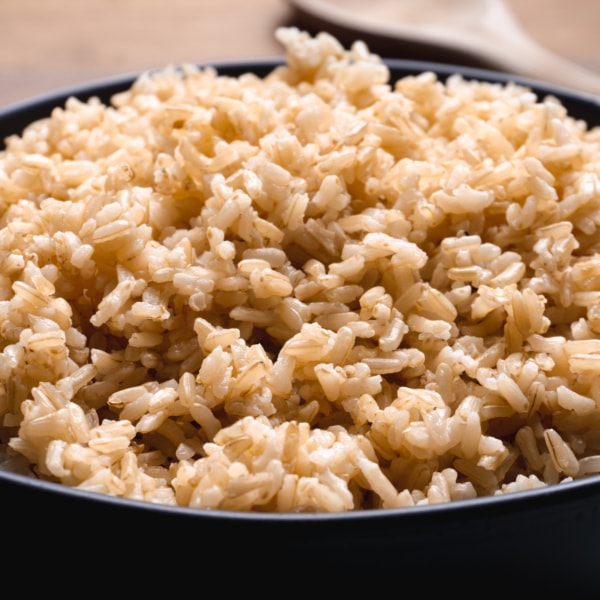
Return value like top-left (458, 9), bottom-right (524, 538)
top-left (1, 0), bottom-right (599, 108)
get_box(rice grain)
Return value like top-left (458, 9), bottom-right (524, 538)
top-left (2, 27), bottom-right (600, 513)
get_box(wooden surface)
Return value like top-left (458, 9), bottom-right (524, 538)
top-left (1, 0), bottom-right (599, 107)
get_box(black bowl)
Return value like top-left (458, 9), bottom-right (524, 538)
top-left (2, 60), bottom-right (600, 591)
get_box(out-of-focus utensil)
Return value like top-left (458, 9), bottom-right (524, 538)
top-left (288, 0), bottom-right (600, 97)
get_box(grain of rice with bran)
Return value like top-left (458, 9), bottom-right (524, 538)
top-left (2, 27), bottom-right (600, 512)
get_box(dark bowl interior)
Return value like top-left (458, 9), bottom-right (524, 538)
top-left (2, 60), bottom-right (600, 590)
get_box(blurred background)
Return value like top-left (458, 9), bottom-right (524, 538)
top-left (1, 0), bottom-right (599, 107)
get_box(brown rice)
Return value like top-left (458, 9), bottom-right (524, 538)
top-left (2, 27), bottom-right (600, 512)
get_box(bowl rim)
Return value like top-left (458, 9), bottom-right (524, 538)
top-left (2, 464), bottom-right (600, 522)
top-left (1, 56), bottom-right (600, 139)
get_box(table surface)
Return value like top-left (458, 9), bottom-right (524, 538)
top-left (1, 0), bottom-right (599, 108)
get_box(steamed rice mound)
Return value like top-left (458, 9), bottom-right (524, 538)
top-left (2, 27), bottom-right (600, 512)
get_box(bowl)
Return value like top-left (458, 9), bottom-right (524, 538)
top-left (1, 54), bottom-right (600, 591)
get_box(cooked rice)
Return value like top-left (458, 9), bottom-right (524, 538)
top-left (2, 27), bottom-right (600, 512)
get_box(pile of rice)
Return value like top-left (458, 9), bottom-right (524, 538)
top-left (2, 27), bottom-right (600, 512)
